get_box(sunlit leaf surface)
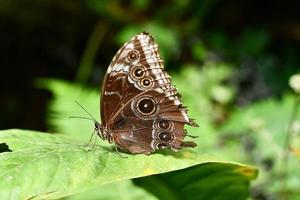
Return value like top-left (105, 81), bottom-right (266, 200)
top-left (0, 129), bottom-right (257, 199)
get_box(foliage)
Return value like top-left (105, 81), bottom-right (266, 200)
top-left (36, 79), bottom-right (257, 200)
top-left (134, 163), bottom-right (256, 200)
top-left (220, 94), bottom-right (300, 199)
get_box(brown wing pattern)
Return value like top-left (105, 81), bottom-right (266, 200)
top-left (101, 32), bottom-right (166, 124)
top-left (100, 32), bottom-right (197, 154)
top-left (110, 88), bottom-right (197, 154)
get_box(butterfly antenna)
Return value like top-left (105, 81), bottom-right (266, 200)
top-left (73, 101), bottom-right (98, 122)
top-left (69, 116), bottom-right (95, 121)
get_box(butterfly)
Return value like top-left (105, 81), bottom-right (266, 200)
top-left (94, 32), bottom-right (198, 154)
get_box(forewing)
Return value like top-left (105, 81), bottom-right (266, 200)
top-left (101, 32), bottom-right (165, 124)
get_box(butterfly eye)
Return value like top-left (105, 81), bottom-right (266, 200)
top-left (134, 67), bottom-right (144, 78)
top-left (137, 97), bottom-right (156, 115)
top-left (140, 77), bottom-right (153, 89)
top-left (158, 131), bottom-right (173, 142)
top-left (127, 50), bottom-right (139, 61)
top-left (130, 65), bottom-right (147, 82)
top-left (142, 78), bottom-right (151, 86)
top-left (156, 143), bottom-right (168, 149)
top-left (134, 68), bottom-right (144, 77)
top-left (157, 120), bottom-right (172, 130)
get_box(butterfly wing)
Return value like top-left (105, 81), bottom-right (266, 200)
top-left (101, 32), bottom-right (165, 124)
top-left (111, 88), bottom-right (197, 154)
top-left (100, 32), bottom-right (197, 154)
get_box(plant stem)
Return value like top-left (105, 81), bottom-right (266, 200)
top-left (75, 20), bottom-right (109, 85)
top-left (281, 93), bottom-right (300, 199)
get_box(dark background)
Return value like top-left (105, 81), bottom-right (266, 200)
top-left (1, 0), bottom-right (299, 131)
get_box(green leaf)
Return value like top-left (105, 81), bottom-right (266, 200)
top-left (0, 129), bottom-right (256, 199)
top-left (37, 78), bottom-right (101, 142)
top-left (134, 162), bottom-right (257, 200)
top-left (64, 180), bottom-right (158, 200)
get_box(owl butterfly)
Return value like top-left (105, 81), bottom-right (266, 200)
top-left (95, 32), bottom-right (198, 154)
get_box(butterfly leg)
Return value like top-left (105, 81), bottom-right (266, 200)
top-left (186, 134), bottom-right (198, 138)
top-left (83, 130), bottom-right (97, 151)
top-left (89, 129), bottom-right (96, 142)
top-left (114, 145), bottom-right (128, 158)
top-left (184, 129), bottom-right (198, 138)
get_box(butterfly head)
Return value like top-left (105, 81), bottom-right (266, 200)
top-left (94, 121), bottom-right (102, 132)
top-left (94, 122), bottom-right (114, 143)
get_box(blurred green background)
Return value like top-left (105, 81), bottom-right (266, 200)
top-left (0, 0), bottom-right (300, 199)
